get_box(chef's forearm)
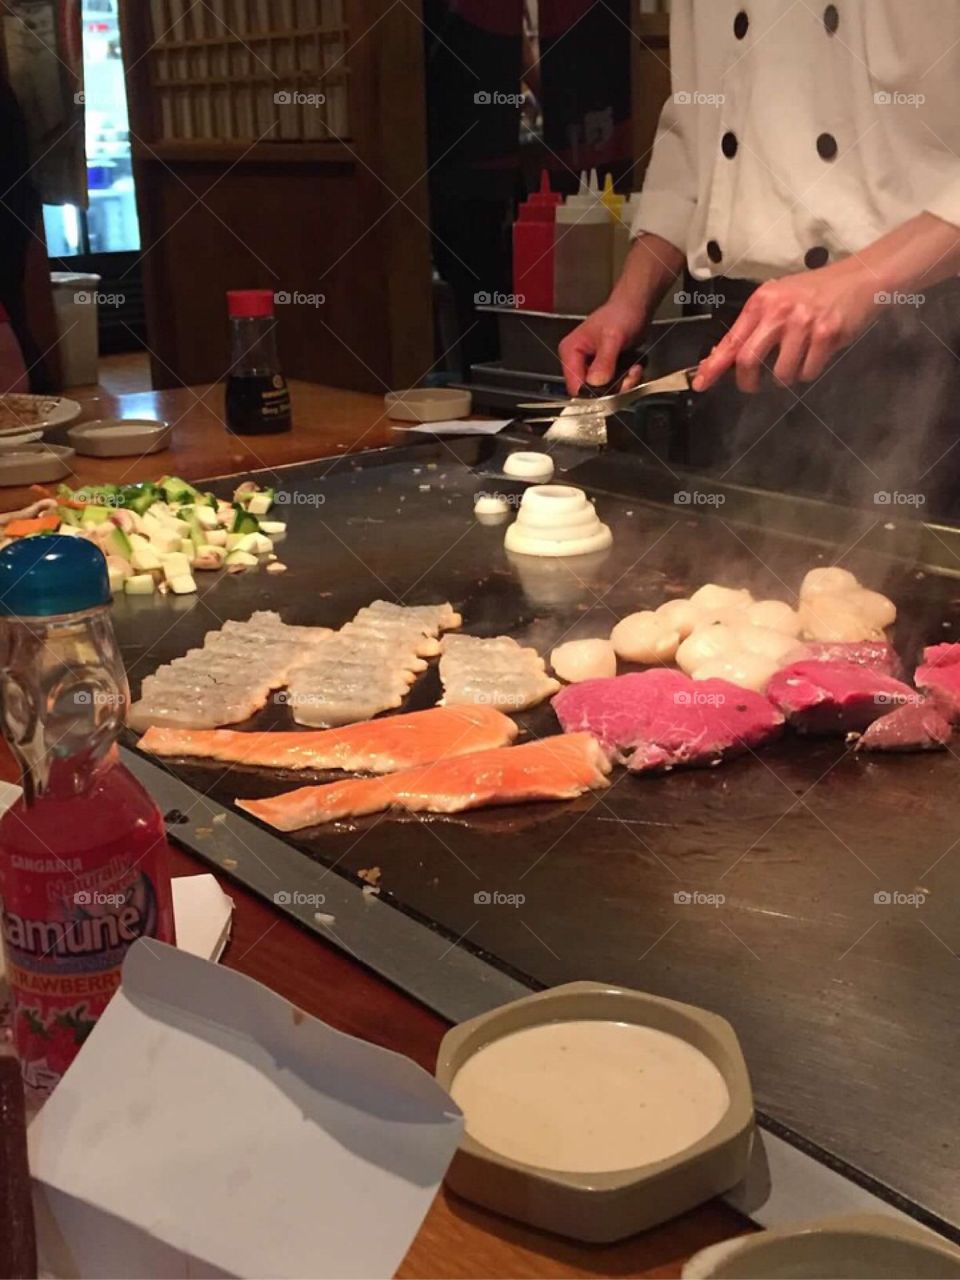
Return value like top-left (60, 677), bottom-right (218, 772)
top-left (851, 211), bottom-right (960, 295)
top-left (609, 233), bottom-right (687, 326)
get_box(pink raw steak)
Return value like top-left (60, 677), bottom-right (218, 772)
top-left (552, 669), bottom-right (783, 773)
top-left (856, 702), bottom-right (952, 752)
top-left (915, 643), bottom-right (960, 719)
top-left (767, 660), bottom-right (914, 734)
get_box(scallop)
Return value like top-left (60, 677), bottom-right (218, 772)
top-left (698, 603), bottom-right (751, 628)
top-left (675, 624), bottom-right (741, 674)
top-left (655, 598), bottom-right (701, 638)
top-left (848, 587), bottom-right (896, 629)
top-left (800, 567), bottom-right (860, 599)
top-left (799, 596), bottom-right (884, 643)
top-left (745, 599), bottom-right (802, 636)
top-left (610, 612), bottom-right (680, 664)
top-left (690, 584), bottom-right (754, 612)
top-left (550, 638), bottom-right (617, 683)
top-left (732, 625), bottom-right (809, 666)
top-left (691, 653), bottom-right (780, 694)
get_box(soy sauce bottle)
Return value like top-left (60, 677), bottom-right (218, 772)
top-left (225, 290), bottom-right (292, 435)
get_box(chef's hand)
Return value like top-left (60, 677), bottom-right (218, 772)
top-left (558, 300), bottom-right (645, 395)
top-left (558, 232), bottom-right (686, 395)
top-left (693, 260), bottom-right (878, 393)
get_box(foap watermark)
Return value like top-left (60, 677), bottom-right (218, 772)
top-left (674, 490), bottom-right (725, 507)
top-left (475, 290), bottom-right (525, 307)
top-left (874, 890), bottom-right (926, 907)
top-left (875, 690), bottom-right (923, 707)
top-left (73, 690), bottom-right (124, 707)
top-left (74, 91), bottom-right (86, 105)
top-left (873, 490), bottom-right (926, 507)
top-left (474, 890), bottom-right (526, 907)
top-left (274, 90), bottom-right (326, 108)
top-left (474, 90), bottom-right (525, 107)
top-left (874, 290), bottom-right (925, 308)
top-left (675, 289), bottom-right (726, 309)
top-left (674, 689), bottom-right (729, 708)
top-left (75, 290), bottom-right (125, 308)
top-left (74, 890), bottom-right (126, 907)
top-left (674, 890), bottom-right (726, 907)
top-left (673, 90), bottom-right (725, 107)
top-left (273, 890), bottom-right (327, 906)
top-left (273, 490), bottom-right (325, 507)
top-left (275, 290), bottom-right (325, 308)
top-left (475, 489), bottom-right (522, 509)
top-left (874, 90), bottom-right (925, 107)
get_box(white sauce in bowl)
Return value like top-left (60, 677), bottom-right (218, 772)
top-left (450, 1019), bottom-right (730, 1174)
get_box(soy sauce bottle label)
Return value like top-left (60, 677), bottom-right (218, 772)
top-left (225, 290), bottom-right (293, 435)
top-left (226, 372), bottom-right (292, 435)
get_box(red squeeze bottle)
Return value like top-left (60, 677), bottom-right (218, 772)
top-left (0, 537), bottom-right (175, 1098)
top-left (512, 171), bottom-right (562, 312)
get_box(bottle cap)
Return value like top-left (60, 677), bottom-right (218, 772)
top-left (600, 173), bottom-right (625, 218)
top-left (517, 170), bottom-right (563, 222)
top-left (227, 290), bottom-right (276, 319)
top-left (0, 536), bottom-right (111, 618)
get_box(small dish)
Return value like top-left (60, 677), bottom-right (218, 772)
top-left (68, 418), bottom-right (172, 458)
top-left (0, 444), bottom-right (75, 486)
top-left (682, 1213), bottom-right (960, 1278)
top-left (435, 981), bottom-right (754, 1243)
top-left (0, 393), bottom-right (82, 437)
top-left (385, 388), bottom-right (472, 422)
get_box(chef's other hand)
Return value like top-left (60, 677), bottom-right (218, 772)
top-left (693, 261), bottom-right (878, 394)
top-left (558, 300), bottom-right (645, 396)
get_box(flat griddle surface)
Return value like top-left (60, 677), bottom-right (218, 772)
top-left (115, 437), bottom-right (960, 1229)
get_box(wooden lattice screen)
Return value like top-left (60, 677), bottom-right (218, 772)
top-left (146, 0), bottom-right (349, 143)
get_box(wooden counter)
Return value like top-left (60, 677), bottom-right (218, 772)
top-left (4, 378), bottom-right (753, 1277)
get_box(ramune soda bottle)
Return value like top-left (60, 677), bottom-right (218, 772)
top-left (0, 536), bottom-right (175, 1095)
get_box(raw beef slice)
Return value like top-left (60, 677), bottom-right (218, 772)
top-left (805, 640), bottom-right (902, 677)
top-left (552, 669), bottom-right (783, 773)
top-left (855, 702), bottom-right (952, 752)
top-left (915, 643), bottom-right (960, 719)
top-left (767, 660), bottom-right (915, 734)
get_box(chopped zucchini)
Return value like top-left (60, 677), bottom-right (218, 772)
top-left (131, 545), bottom-right (163, 573)
top-left (80, 506), bottom-right (113, 528)
top-left (246, 490), bottom-right (274, 516)
top-left (124, 573), bottom-right (156, 595)
top-left (168, 573), bottom-right (197, 595)
top-left (159, 475), bottom-right (200, 505)
top-left (231, 504), bottom-right (260, 535)
top-left (104, 527), bottom-right (133, 561)
top-left (161, 553), bottom-right (192, 583)
top-left (225, 549), bottom-right (258, 570)
top-left (57, 505), bottom-right (81, 527)
top-left (258, 520), bottom-right (286, 535)
top-left (194, 504), bottom-right (219, 530)
top-left (205, 528), bottom-right (228, 547)
top-left (107, 564), bottom-right (127, 594)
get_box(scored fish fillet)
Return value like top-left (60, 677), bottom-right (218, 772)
top-left (139, 705), bottom-right (518, 773)
top-left (236, 732), bottom-right (610, 831)
top-left (286, 599), bottom-right (462, 727)
top-left (127, 612), bottom-right (333, 732)
top-left (439, 633), bottom-right (560, 713)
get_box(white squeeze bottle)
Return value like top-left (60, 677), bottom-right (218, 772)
top-left (553, 170), bottom-right (612, 315)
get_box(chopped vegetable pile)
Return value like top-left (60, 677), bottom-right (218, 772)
top-left (2, 477), bottom-right (286, 597)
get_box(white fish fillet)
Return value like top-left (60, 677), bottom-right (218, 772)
top-left (286, 600), bottom-right (462, 727)
top-left (439, 633), bottom-right (560, 713)
top-left (127, 612), bottom-right (332, 732)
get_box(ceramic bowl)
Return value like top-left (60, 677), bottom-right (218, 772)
top-left (384, 388), bottom-right (472, 422)
top-left (67, 418), bottom-right (172, 457)
top-left (682, 1213), bottom-right (960, 1278)
top-left (0, 444), bottom-right (75, 486)
top-left (435, 981), bottom-right (754, 1243)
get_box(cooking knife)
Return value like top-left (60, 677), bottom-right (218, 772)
top-left (519, 364), bottom-right (699, 423)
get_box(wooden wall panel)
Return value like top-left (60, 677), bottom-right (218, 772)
top-left (120, 0), bottom-right (433, 394)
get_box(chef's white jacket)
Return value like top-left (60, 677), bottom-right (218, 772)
top-left (632, 1), bottom-right (960, 281)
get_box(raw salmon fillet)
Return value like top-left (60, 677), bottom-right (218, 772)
top-left (139, 705), bottom-right (517, 774)
top-left (236, 732), bottom-right (610, 831)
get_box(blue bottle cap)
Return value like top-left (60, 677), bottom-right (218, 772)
top-left (0, 535), bottom-right (111, 617)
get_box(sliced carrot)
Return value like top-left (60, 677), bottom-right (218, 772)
top-left (5, 515), bottom-right (60, 537)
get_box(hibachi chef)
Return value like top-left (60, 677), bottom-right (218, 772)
top-left (559, 2), bottom-right (960, 511)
